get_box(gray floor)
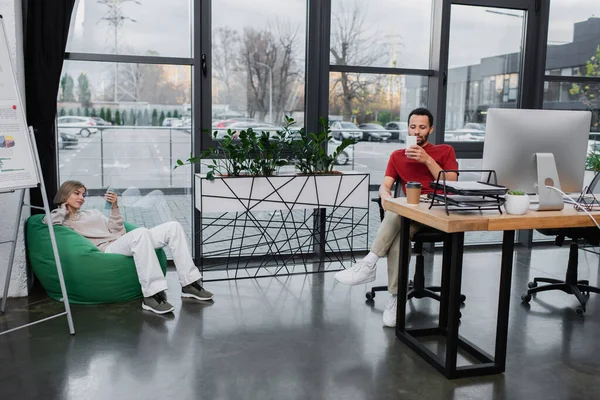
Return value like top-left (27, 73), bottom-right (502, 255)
top-left (1, 245), bottom-right (600, 399)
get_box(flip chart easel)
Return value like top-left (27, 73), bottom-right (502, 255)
top-left (0, 15), bottom-right (74, 335)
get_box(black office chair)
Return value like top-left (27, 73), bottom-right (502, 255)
top-left (366, 181), bottom-right (466, 305)
top-left (522, 173), bottom-right (600, 315)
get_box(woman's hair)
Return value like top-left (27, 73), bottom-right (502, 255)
top-left (54, 180), bottom-right (87, 205)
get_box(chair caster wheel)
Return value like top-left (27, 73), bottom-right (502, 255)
top-left (521, 294), bottom-right (532, 303)
top-left (460, 294), bottom-right (466, 303)
top-left (527, 282), bottom-right (537, 289)
top-left (365, 292), bottom-right (375, 301)
top-left (576, 307), bottom-right (585, 316)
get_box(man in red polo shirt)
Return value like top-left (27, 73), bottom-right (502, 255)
top-left (335, 108), bottom-right (458, 327)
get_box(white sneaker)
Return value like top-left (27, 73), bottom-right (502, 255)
top-left (382, 295), bottom-right (398, 327)
top-left (334, 261), bottom-right (376, 285)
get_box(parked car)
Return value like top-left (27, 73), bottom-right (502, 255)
top-left (58, 132), bottom-right (78, 149)
top-left (463, 122), bottom-right (486, 131)
top-left (57, 116), bottom-right (98, 137)
top-left (328, 138), bottom-right (354, 165)
top-left (162, 118), bottom-right (183, 127)
top-left (213, 118), bottom-right (256, 129)
top-left (358, 123), bottom-right (391, 141)
top-left (384, 121), bottom-right (408, 142)
top-left (449, 123), bottom-right (486, 142)
top-left (213, 122), bottom-right (280, 140)
top-left (91, 117), bottom-right (112, 126)
top-left (330, 121), bottom-right (362, 140)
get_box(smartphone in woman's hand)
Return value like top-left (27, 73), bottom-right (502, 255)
top-left (104, 188), bottom-right (115, 209)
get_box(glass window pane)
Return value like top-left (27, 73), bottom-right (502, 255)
top-left (540, 83), bottom-right (599, 242)
top-left (543, 80), bottom-right (599, 196)
top-left (444, 5), bottom-right (525, 143)
top-left (67, 0), bottom-right (191, 58)
top-left (543, 80), bottom-right (600, 133)
top-left (211, 0), bottom-right (307, 137)
top-left (57, 60), bottom-right (192, 238)
top-left (546, 1), bottom-right (600, 72)
top-left (330, 0), bottom-right (432, 69)
top-left (328, 72), bottom-right (428, 185)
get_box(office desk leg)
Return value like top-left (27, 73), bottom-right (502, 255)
top-left (395, 216), bottom-right (411, 333)
top-left (438, 234), bottom-right (453, 331)
top-left (395, 229), bottom-right (514, 379)
top-left (444, 232), bottom-right (465, 376)
top-left (495, 230), bottom-right (515, 371)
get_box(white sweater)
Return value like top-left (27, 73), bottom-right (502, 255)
top-left (43, 205), bottom-right (126, 251)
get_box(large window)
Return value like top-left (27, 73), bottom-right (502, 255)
top-left (544, 0), bottom-right (600, 135)
top-left (211, 0), bottom-right (307, 136)
top-left (444, 5), bottom-right (526, 142)
top-left (546, 0), bottom-right (600, 71)
top-left (57, 61), bottom-right (192, 189)
top-left (328, 1), bottom-right (432, 186)
top-left (63, 1), bottom-right (194, 248)
top-left (59, 0), bottom-right (600, 252)
top-left (67, 0), bottom-right (192, 57)
top-left (542, 81), bottom-right (600, 185)
top-left (329, 0), bottom-right (432, 69)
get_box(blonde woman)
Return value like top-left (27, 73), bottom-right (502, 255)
top-left (44, 180), bottom-right (213, 314)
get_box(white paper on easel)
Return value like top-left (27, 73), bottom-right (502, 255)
top-left (0, 16), bottom-right (38, 192)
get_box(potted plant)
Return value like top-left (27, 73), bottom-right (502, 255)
top-left (586, 151), bottom-right (600, 173)
top-left (284, 117), bottom-right (355, 175)
top-left (504, 189), bottom-right (530, 215)
top-left (175, 126), bottom-right (288, 180)
top-left (175, 117), bottom-right (370, 214)
top-left (174, 118), bottom-right (371, 280)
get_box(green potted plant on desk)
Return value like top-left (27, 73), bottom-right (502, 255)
top-left (504, 189), bottom-right (530, 215)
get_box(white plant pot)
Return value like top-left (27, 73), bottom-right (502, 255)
top-left (195, 172), bottom-right (370, 213)
top-left (504, 194), bottom-right (530, 215)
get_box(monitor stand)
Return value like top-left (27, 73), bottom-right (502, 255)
top-left (535, 153), bottom-right (564, 211)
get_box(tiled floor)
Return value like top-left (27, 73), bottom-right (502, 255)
top-left (1, 246), bottom-right (600, 399)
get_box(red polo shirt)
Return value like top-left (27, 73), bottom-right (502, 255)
top-left (384, 143), bottom-right (458, 194)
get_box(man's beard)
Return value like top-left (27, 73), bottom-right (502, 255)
top-left (417, 133), bottom-right (429, 145)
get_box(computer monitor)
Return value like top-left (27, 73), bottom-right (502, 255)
top-left (482, 108), bottom-right (591, 211)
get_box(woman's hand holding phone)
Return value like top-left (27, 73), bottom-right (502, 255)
top-left (104, 189), bottom-right (118, 209)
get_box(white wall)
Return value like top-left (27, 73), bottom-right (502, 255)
top-left (0, 0), bottom-right (29, 298)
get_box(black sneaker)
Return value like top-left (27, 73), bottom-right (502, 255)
top-left (182, 281), bottom-right (214, 301)
top-left (142, 292), bottom-right (175, 314)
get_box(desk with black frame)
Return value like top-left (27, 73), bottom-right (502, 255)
top-left (383, 197), bottom-right (600, 379)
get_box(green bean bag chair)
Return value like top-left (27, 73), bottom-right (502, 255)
top-left (26, 214), bottom-right (167, 305)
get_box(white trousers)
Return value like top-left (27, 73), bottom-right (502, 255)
top-left (104, 221), bottom-right (202, 298)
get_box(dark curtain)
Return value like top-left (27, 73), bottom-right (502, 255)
top-left (24, 0), bottom-right (76, 210)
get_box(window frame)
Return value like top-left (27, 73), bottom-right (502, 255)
top-left (430, 0), bottom-right (547, 159)
top-left (61, 0), bottom-right (574, 253)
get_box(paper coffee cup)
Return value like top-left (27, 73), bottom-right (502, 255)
top-left (406, 182), bottom-right (422, 205)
